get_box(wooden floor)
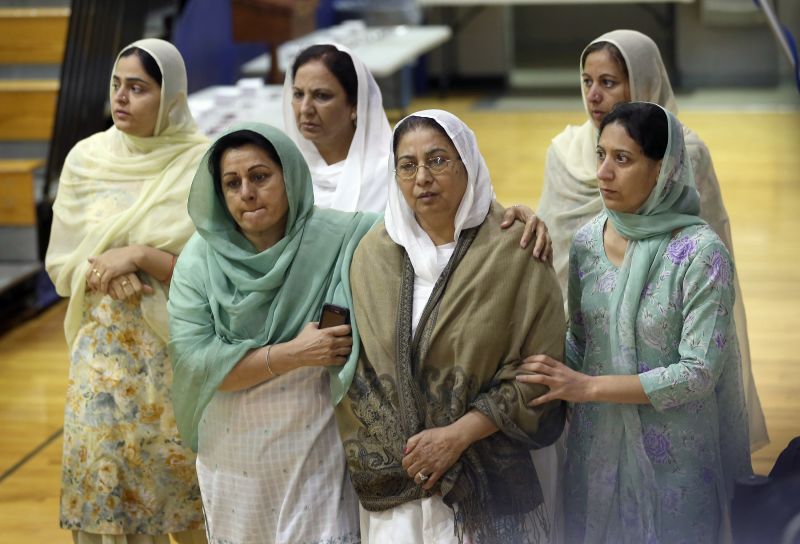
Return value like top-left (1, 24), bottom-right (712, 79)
top-left (0, 97), bottom-right (798, 541)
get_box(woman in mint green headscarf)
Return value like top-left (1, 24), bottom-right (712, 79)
top-left (168, 123), bottom-right (379, 544)
top-left (517, 102), bottom-right (752, 543)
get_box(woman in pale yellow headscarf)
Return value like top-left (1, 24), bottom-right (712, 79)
top-left (535, 29), bottom-right (768, 454)
top-left (45, 39), bottom-right (208, 544)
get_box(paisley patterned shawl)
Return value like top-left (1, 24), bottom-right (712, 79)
top-left (336, 203), bottom-right (568, 544)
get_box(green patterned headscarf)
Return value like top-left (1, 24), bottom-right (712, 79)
top-left (168, 122), bottom-right (380, 451)
top-left (588, 104), bottom-right (705, 540)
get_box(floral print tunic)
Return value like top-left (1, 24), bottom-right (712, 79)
top-left (563, 214), bottom-right (752, 543)
top-left (60, 291), bottom-right (204, 535)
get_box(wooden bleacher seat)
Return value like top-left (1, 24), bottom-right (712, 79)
top-left (0, 7), bottom-right (68, 308)
top-left (0, 80), bottom-right (59, 141)
top-left (0, 8), bottom-right (69, 65)
top-left (0, 159), bottom-right (41, 227)
top-left (0, 8), bottom-right (65, 143)
top-left (0, 158), bottom-right (43, 321)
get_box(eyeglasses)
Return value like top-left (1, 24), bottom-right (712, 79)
top-left (394, 156), bottom-right (459, 180)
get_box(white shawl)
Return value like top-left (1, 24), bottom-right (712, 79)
top-left (385, 109), bottom-right (494, 283)
top-left (282, 43), bottom-right (392, 213)
top-left (45, 39), bottom-right (208, 346)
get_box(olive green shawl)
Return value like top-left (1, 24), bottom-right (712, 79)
top-left (336, 203), bottom-right (567, 543)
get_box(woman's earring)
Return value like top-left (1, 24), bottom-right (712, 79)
top-left (351, 112), bottom-right (357, 127)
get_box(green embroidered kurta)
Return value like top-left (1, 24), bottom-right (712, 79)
top-left (561, 105), bottom-right (752, 543)
top-left (564, 215), bottom-right (752, 543)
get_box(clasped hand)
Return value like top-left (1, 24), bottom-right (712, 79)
top-left (85, 247), bottom-right (153, 300)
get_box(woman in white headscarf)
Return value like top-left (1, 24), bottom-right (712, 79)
top-left (282, 43), bottom-right (392, 212)
top-left (336, 110), bottom-right (566, 544)
top-left (45, 39), bottom-right (208, 543)
top-left (535, 29), bottom-right (768, 452)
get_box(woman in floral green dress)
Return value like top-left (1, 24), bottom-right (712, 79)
top-left (517, 102), bottom-right (752, 543)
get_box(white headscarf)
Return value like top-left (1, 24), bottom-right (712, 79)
top-left (385, 109), bottom-right (494, 283)
top-left (282, 43), bottom-right (392, 212)
top-left (45, 39), bottom-right (208, 346)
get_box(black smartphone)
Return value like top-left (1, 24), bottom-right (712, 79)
top-left (318, 303), bottom-right (350, 329)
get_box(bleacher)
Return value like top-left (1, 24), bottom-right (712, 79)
top-left (0, 6), bottom-right (68, 322)
top-left (0, 1), bottom-right (181, 330)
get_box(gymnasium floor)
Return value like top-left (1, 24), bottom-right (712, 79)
top-left (0, 89), bottom-right (798, 541)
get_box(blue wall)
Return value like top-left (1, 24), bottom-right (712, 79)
top-left (172, 0), bottom-right (268, 92)
top-left (172, 0), bottom-right (337, 93)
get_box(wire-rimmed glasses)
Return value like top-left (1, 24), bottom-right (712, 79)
top-left (394, 156), bottom-right (459, 180)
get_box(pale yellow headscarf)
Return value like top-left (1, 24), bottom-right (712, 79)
top-left (538, 30), bottom-right (681, 295)
top-left (45, 39), bottom-right (209, 347)
top-left (553, 29), bottom-right (677, 182)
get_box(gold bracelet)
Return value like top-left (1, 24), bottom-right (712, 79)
top-left (264, 345), bottom-right (276, 379)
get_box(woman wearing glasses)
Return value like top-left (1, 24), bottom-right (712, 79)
top-left (167, 115), bottom-right (553, 543)
top-left (335, 110), bottom-right (567, 543)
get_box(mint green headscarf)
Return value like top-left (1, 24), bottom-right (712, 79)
top-left (586, 104), bottom-right (705, 540)
top-left (168, 122), bottom-right (380, 451)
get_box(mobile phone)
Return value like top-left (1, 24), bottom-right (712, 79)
top-left (318, 303), bottom-right (350, 329)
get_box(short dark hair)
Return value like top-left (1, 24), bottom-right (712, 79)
top-left (392, 116), bottom-right (454, 161)
top-left (119, 46), bottom-right (163, 86)
top-left (599, 102), bottom-right (668, 161)
top-left (291, 45), bottom-right (358, 106)
top-left (208, 130), bottom-right (283, 200)
top-left (581, 41), bottom-right (629, 82)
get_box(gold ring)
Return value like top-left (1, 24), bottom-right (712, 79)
top-left (121, 280), bottom-right (129, 286)
top-left (416, 471), bottom-right (429, 483)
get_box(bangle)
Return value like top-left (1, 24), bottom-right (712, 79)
top-left (165, 254), bottom-right (178, 283)
top-left (264, 345), bottom-right (276, 379)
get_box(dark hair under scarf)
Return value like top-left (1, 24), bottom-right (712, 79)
top-left (391, 115), bottom-right (453, 160)
top-left (291, 44), bottom-right (358, 106)
top-left (581, 41), bottom-right (629, 82)
top-left (170, 121), bottom-right (381, 451)
top-left (207, 129), bottom-right (283, 202)
top-left (119, 46), bottom-right (163, 86)
top-left (600, 101), bottom-right (668, 161)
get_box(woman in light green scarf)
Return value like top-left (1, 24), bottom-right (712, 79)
top-left (518, 102), bottom-right (752, 543)
top-left (168, 122), bottom-right (379, 544)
